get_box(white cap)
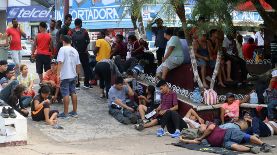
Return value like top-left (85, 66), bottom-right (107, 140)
top-left (272, 70), bottom-right (277, 77)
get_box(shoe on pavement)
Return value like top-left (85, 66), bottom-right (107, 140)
top-left (156, 128), bottom-right (165, 137)
top-left (261, 143), bottom-right (272, 152)
top-left (58, 112), bottom-right (69, 119)
top-left (75, 86), bottom-right (81, 90)
top-left (82, 85), bottom-right (91, 89)
top-left (53, 124), bottom-right (64, 129)
top-left (134, 123), bottom-right (144, 131)
top-left (250, 146), bottom-right (261, 154)
top-left (171, 130), bottom-right (181, 138)
top-left (1, 107), bottom-right (9, 118)
top-left (8, 107), bottom-right (17, 118)
top-left (68, 111), bottom-right (78, 118)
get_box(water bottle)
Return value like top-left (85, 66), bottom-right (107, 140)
top-left (154, 88), bottom-right (161, 104)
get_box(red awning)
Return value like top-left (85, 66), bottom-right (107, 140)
top-left (236, 0), bottom-right (273, 11)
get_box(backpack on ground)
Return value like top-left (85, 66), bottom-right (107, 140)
top-left (72, 28), bottom-right (89, 52)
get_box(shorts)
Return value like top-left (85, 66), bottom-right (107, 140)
top-left (31, 103), bottom-right (59, 121)
top-left (156, 56), bottom-right (183, 73)
top-left (10, 50), bottom-right (22, 65)
top-left (197, 58), bottom-right (207, 66)
top-left (209, 60), bottom-right (216, 68)
top-left (60, 77), bottom-right (77, 97)
top-left (36, 54), bottom-right (51, 74)
top-left (223, 128), bottom-right (250, 149)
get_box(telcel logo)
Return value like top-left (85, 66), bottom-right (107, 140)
top-left (17, 8), bottom-right (51, 18)
top-left (8, 8), bottom-right (20, 18)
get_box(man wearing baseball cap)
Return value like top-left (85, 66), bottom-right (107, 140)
top-left (42, 59), bottom-right (61, 103)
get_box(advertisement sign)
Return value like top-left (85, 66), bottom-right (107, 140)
top-left (7, 6), bottom-right (52, 22)
top-left (55, 0), bottom-right (263, 30)
top-left (55, 0), bottom-right (194, 29)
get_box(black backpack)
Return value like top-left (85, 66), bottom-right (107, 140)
top-left (72, 28), bottom-right (89, 52)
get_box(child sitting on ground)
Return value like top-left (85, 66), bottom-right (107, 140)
top-left (136, 85), bottom-right (157, 124)
top-left (31, 85), bottom-right (59, 126)
top-left (7, 84), bottom-right (29, 117)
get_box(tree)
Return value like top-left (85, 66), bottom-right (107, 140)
top-left (251, 0), bottom-right (277, 35)
top-left (121, 0), bottom-right (157, 38)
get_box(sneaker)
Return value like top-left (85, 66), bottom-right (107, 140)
top-left (68, 111), bottom-right (78, 118)
top-left (75, 86), bottom-right (80, 90)
top-left (82, 85), bottom-right (91, 89)
top-left (156, 128), bottom-right (165, 137)
top-left (58, 112), bottom-right (69, 119)
top-left (53, 124), bottom-right (64, 129)
top-left (1, 107), bottom-right (9, 118)
top-left (8, 108), bottom-right (17, 118)
top-left (134, 123), bottom-right (144, 131)
top-left (261, 143), bottom-right (272, 152)
top-left (170, 130), bottom-right (181, 138)
top-left (250, 146), bottom-right (261, 154)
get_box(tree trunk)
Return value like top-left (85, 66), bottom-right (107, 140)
top-left (252, 0), bottom-right (277, 35)
top-left (63, 0), bottom-right (69, 17)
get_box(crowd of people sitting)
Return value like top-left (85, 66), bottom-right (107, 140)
top-left (0, 14), bottom-right (277, 153)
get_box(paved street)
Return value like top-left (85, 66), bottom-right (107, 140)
top-left (1, 59), bottom-right (277, 155)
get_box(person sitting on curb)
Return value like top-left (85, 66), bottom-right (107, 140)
top-left (180, 122), bottom-right (272, 154)
top-left (108, 76), bottom-right (138, 124)
top-left (42, 59), bottom-right (62, 103)
top-left (220, 92), bottom-right (250, 124)
top-left (7, 84), bottom-right (29, 117)
top-left (0, 63), bottom-right (19, 103)
top-left (31, 85), bottom-right (59, 126)
top-left (156, 28), bottom-right (184, 80)
top-left (266, 70), bottom-right (277, 121)
top-left (135, 80), bottom-right (178, 132)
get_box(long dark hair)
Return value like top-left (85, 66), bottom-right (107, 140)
top-left (147, 85), bottom-right (155, 98)
top-left (8, 84), bottom-right (26, 107)
top-left (38, 85), bottom-right (51, 95)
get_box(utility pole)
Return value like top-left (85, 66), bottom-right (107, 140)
top-left (64, 0), bottom-right (69, 17)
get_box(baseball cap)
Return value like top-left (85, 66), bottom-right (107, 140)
top-left (225, 92), bottom-right (235, 98)
top-left (7, 65), bottom-right (15, 71)
top-left (272, 70), bottom-right (277, 77)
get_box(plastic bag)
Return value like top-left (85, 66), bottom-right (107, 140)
top-left (249, 91), bottom-right (259, 104)
top-left (204, 89), bottom-right (218, 105)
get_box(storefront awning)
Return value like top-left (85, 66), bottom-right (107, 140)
top-left (236, 0), bottom-right (273, 11)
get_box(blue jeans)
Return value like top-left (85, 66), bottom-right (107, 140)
top-left (109, 106), bottom-right (138, 125)
top-left (267, 98), bottom-right (277, 119)
top-left (21, 96), bottom-right (33, 108)
top-left (0, 80), bottom-right (19, 102)
top-left (245, 117), bottom-right (271, 137)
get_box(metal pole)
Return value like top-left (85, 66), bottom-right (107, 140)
top-left (63, 0), bottom-right (69, 17)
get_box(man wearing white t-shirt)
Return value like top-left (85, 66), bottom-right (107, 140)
top-left (255, 24), bottom-right (265, 47)
top-left (57, 35), bottom-right (81, 118)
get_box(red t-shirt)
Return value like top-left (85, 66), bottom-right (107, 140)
top-left (206, 123), bottom-right (227, 147)
top-left (272, 81), bottom-right (277, 90)
top-left (160, 91), bottom-right (178, 110)
top-left (242, 43), bottom-right (257, 60)
top-left (6, 27), bottom-right (22, 50)
top-left (36, 33), bottom-right (52, 56)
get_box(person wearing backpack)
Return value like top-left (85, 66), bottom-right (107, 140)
top-left (72, 18), bottom-right (92, 88)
